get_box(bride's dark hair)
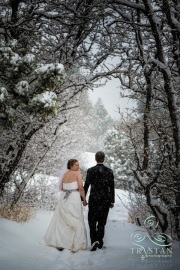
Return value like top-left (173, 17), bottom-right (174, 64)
top-left (67, 159), bottom-right (78, 169)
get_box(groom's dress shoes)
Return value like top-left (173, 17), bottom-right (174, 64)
top-left (56, 247), bottom-right (64, 251)
top-left (91, 241), bottom-right (99, 251)
top-left (98, 240), bottom-right (103, 249)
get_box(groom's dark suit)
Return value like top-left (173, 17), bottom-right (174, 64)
top-left (84, 163), bottom-right (115, 247)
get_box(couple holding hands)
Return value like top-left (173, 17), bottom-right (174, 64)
top-left (44, 151), bottom-right (115, 252)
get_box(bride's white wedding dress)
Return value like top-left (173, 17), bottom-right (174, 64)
top-left (44, 181), bottom-right (87, 252)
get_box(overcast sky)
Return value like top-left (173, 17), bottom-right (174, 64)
top-left (88, 78), bottom-right (135, 120)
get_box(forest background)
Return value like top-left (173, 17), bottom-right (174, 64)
top-left (0, 0), bottom-right (180, 244)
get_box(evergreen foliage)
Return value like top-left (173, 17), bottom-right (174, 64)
top-left (104, 128), bottom-right (134, 189)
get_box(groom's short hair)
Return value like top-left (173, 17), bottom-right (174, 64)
top-left (95, 151), bottom-right (105, 163)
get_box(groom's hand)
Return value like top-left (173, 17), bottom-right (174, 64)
top-left (109, 203), bottom-right (114, 208)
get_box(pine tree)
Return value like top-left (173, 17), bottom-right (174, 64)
top-left (104, 128), bottom-right (134, 189)
top-left (89, 98), bottom-right (114, 152)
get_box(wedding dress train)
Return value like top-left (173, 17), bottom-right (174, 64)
top-left (44, 181), bottom-right (87, 252)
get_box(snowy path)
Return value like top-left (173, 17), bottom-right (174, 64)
top-left (0, 190), bottom-right (179, 270)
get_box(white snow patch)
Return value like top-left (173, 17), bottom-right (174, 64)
top-left (0, 188), bottom-right (178, 270)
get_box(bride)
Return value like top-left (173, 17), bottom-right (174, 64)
top-left (44, 159), bottom-right (87, 252)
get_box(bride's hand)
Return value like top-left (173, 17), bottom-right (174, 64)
top-left (83, 200), bottom-right (87, 206)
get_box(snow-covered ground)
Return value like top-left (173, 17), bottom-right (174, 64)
top-left (0, 189), bottom-right (179, 270)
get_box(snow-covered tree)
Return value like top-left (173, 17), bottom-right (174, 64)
top-left (101, 0), bottom-right (180, 239)
top-left (5, 91), bottom-right (105, 206)
top-left (88, 98), bottom-right (114, 152)
top-left (0, 0), bottom-right (121, 197)
top-left (35, 92), bottom-right (98, 176)
top-left (104, 128), bottom-right (134, 189)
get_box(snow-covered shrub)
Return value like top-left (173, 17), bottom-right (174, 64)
top-left (0, 40), bottom-right (66, 123)
top-left (0, 204), bottom-right (36, 223)
top-left (30, 91), bottom-right (58, 115)
top-left (15, 81), bottom-right (30, 95)
top-left (0, 46), bottom-right (21, 66)
top-left (35, 63), bottom-right (65, 90)
top-left (0, 87), bottom-right (8, 102)
top-left (23, 54), bottom-right (35, 64)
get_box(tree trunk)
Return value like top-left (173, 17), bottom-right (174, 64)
top-left (143, 0), bottom-right (180, 168)
top-left (0, 122), bottom-right (44, 196)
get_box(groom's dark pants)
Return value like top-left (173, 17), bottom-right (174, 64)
top-left (88, 200), bottom-right (110, 245)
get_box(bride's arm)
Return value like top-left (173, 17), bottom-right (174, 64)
top-left (77, 172), bottom-right (87, 206)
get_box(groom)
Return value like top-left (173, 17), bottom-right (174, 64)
top-left (84, 151), bottom-right (115, 251)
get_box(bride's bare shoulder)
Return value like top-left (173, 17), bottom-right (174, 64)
top-left (64, 170), bottom-right (81, 177)
top-left (72, 171), bottom-right (82, 178)
top-left (63, 171), bottom-right (69, 177)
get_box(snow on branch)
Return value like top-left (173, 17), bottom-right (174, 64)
top-left (112, 0), bottom-right (146, 13)
top-left (35, 63), bottom-right (65, 81)
top-left (150, 58), bottom-right (171, 76)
